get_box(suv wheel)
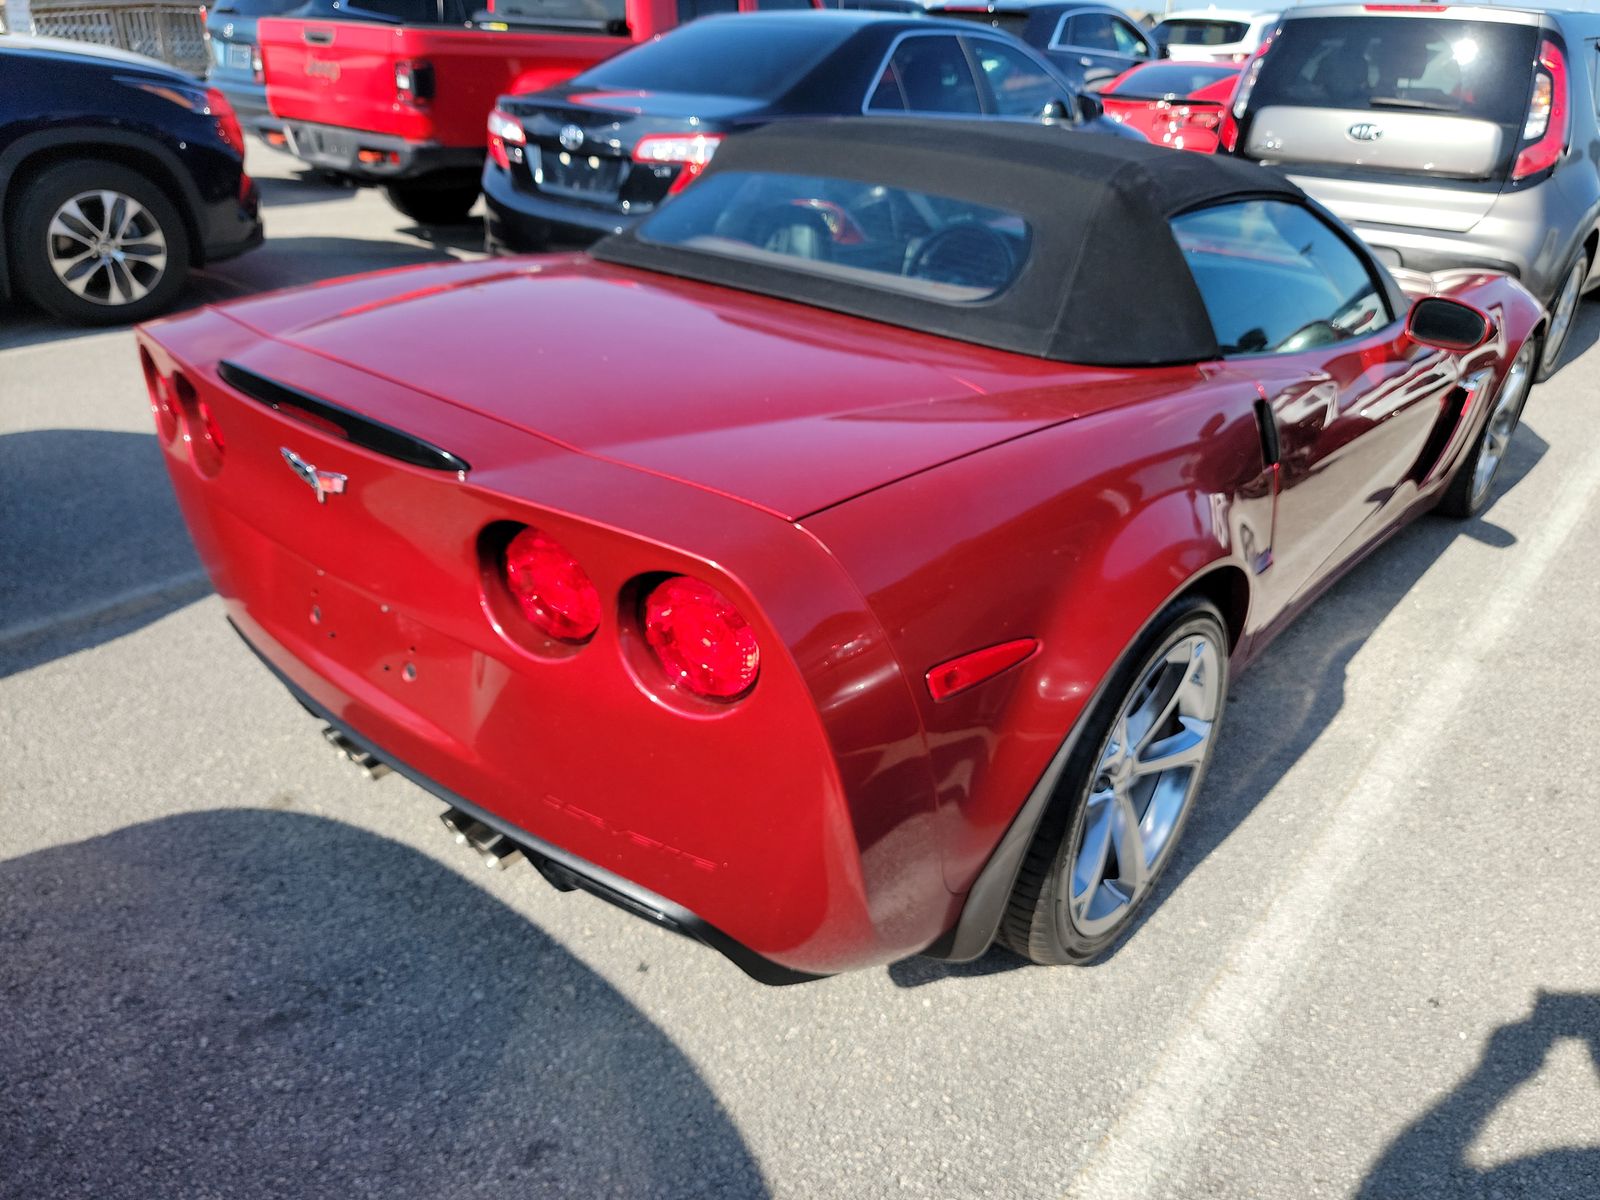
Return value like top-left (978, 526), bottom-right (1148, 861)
top-left (11, 160), bottom-right (191, 325)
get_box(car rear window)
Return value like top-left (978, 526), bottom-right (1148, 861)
top-left (1158, 19), bottom-right (1249, 48)
top-left (487, 0), bottom-right (628, 29)
top-left (576, 18), bottom-right (847, 98)
top-left (1248, 16), bottom-right (1539, 125)
top-left (638, 170), bottom-right (1033, 303)
top-left (1106, 62), bottom-right (1238, 97)
top-left (937, 10), bottom-right (1030, 39)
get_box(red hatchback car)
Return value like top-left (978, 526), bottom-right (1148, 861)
top-left (1101, 60), bottom-right (1241, 151)
top-left (140, 121), bottom-right (1541, 983)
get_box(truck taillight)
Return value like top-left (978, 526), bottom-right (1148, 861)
top-left (395, 59), bottom-right (434, 106)
top-left (632, 133), bottom-right (724, 196)
top-left (1513, 40), bottom-right (1569, 181)
top-left (487, 108), bottom-right (526, 172)
top-left (502, 527), bottom-right (601, 643)
top-left (643, 576), bottom-right (759, 699)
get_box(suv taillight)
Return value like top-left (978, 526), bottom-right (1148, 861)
top-left (632, 133), bottom-right (723, 196)
top-left (1513, 39), bottom-right (1569, 181)
top-left (206, 87), bottom-right (246, 158)
top-left (395, 59), bottom-right (434, 106)
top-left (487, 108), bottom-right (526, 171)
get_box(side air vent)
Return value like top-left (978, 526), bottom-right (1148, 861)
top-left (218, 360), bottom-right (470, 473)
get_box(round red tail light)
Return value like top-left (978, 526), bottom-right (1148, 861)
top-left (502, 527), bottom-right (601, 642)
top-left (643, 576), bottom-right (760, 699)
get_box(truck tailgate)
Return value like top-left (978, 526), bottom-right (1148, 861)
top-left (259, 18), bottom-right (627, 144)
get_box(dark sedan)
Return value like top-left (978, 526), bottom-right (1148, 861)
top-left (0, 37), bottom-right (262, 323)
top-left (928, 2), bottom-right (1155, 91)
top-left (483, 10), bottom-right (1133, 252)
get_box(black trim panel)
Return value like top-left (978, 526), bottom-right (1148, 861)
top-left (218, 360), bottom-right (471, 473)
top-left (229, 619), bottom-right (824, 986)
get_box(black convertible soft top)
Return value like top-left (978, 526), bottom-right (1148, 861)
top-left (591, 118), bottom-right (1315, 366)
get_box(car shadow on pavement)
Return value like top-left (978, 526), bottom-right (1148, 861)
top-left (0, 429), bottom-right (205, 678)
top-left (1357, 991), bottom-right (1600, 1198)
top-left (891, 416), bottom-right (1553, 987)
top-left (0, 810), bottom-right (768, 1200)
top-left (249, 171), bottom-right (362, 209)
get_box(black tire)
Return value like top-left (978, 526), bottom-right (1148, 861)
top-left (1436, 338), bottom-right (1537, 519)
top-left (1536, 248), bottom-right (1590, 382)
top-left (1000, 594), bottom-right (1229, 965)
top-left (10, 160), bottom-right (191, 325)
top-left (383, 179), bottom-right (481, 226)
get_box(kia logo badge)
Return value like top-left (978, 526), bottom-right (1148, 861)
top-left (558, 124), bottom-right (585, 152)
top-left (1347, 122), bottom-right (1383, 142)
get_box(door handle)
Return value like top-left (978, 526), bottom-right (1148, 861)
top-left (303, 28), bottom-right (334, 45)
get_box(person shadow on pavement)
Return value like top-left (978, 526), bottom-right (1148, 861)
top-left (1359, 991), bottom-right (1600, 1199)
top-left (0, 810), bottom-right (767, 1200)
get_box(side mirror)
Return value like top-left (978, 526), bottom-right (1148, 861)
top-left (1406, 297), bottom-right (1491, 352)
top-left (1074, 92), bottom-right (1105, 123)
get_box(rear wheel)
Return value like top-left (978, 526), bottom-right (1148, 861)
top-left (1000, 595), bottom-right (1228, 965)
top-left (1537, 250), bottom-right (1589, 381)
top-left (1437, 339), bottom-right (1537, 519)
top-left (10, 160), bottom-right (190, 324)
top-left (383, 179), bottom-right (481, 226)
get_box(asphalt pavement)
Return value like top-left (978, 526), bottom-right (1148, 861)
top-left (3, 145), bottom-right (1598, 1200)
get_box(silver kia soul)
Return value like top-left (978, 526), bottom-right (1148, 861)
top-left (1227, 3), bottom-right (1600, 378)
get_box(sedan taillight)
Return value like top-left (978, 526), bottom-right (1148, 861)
top-left (487, 107), bottom-right (526, 172)
top-left (632, 133), bottom-right (723, 196)
top-left (643, 576), bottom-right (759, 699)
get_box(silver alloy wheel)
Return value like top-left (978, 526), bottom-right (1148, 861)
top-left (1540, 257), bottom-right (1586, 376)
top-left (1065, 632), bottom-right (1222, 939)
top-left (45, 189), bottom-right (169, 306)
top-left (1470, 342), bottom-right (1535, 508)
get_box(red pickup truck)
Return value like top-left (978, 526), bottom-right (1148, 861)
top-left (259, 0), bottom-right (819, 224)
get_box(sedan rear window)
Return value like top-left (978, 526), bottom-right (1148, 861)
top-left (1105, 63), bottom-right (1238, 97)
top-left (1248, 16), bottom-right (1539, 125)
top-left (638, 171), bottom-right (1032, 302)
top-left (575, 18), bottom-right (847, 99)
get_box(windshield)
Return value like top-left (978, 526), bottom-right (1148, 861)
top-left (577, 19), bottom-right (847, 99)
top-left (484, 0), bottom-right (627, 28)
top-left (638, 171), bottom-right (1033, 303)
top-left (1248, 16), bottom-right (1538, 124)
top-left (1106, 63), bottom-right (1238, 98)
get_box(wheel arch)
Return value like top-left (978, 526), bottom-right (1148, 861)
top-left (0, 128), bottom-right (208, 297)
top-left (922, 554), bottom-right (1255, 963)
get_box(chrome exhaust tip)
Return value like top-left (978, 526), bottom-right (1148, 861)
top-left (321, 726), bottom-right (391, 779)
top-left (439, 808), bottom-right (525, 870)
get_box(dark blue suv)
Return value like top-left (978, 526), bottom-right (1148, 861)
top-left (0, 37), bottom-right (262, 323)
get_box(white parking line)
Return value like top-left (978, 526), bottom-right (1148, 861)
top-left (1062, 433), bottom-right (1600, 1199)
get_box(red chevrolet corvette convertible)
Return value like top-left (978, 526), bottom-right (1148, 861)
top-left (141, 121), bottom-right (1541, 983)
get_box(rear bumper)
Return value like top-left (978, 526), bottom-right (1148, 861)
top-left (282, 122), bottom-right (483, 182)
top-left (198, 175), bottom-right (263, 265)
top-left (235, 618), bottom-right (823, 986)
top-left (481, 160), bottom-right (635, 253)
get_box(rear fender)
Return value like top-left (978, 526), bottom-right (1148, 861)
top-left (803, 369), bottom-right (1274, 901)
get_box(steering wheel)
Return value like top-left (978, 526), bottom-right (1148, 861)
top-left (905, 223), bottom-right (1015, 292)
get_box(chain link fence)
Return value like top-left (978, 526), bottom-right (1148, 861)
top-left (1, 1), bottom-right (210, 76)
